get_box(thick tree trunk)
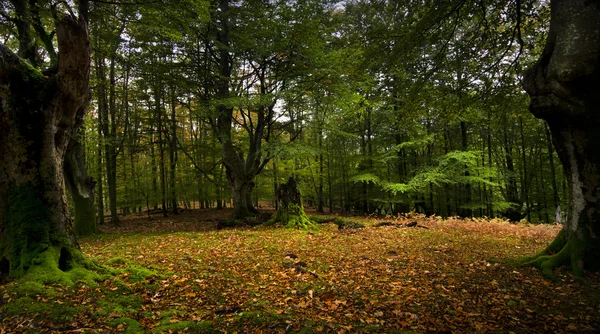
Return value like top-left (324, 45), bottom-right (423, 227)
top-left (523, 0), bottom-right (600, 276)
top-left (0, 15), bottom-right (92, 279)
top-left (227, 169), bottom-right (257, 219)
top-left (213, 0), bottom-right (262, 219)
top-left (272, 178), bottom-right (316, 229)
top-left (64, 134), bottom-right (96, 236)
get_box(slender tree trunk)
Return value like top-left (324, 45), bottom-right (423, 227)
top-left (503, 128), bottom-right (521, 221)
top-left (154, 81), bottom-right (167, 216)
top-left (519, 117), bottom-right (531, 222)
top-left (273, 159), bottom-right (279, 210)
top-left (487, 119), bottom-right (494, 217)
top-left (169, 87), bottom-right (178, 214)
top-left (10, 0), bottom-right (38, 66)
top-left (523, 0), bottom-right (600, 276)
top-left (96, 93), bottom-right (105, 225)
top-left (150, 130), bottom-right (158, 211)
top-left (0, 15), bottom-right (92, 278)
top-left (460, 120), bottom-right (472, 217)
top-left (106, 56), bottom-right (119, 224)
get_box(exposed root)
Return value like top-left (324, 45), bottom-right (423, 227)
top-left (519, 229), bottom-right (584, 277)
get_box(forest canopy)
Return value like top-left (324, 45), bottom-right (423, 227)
top-left (0, 0), bottom-right (556, 223)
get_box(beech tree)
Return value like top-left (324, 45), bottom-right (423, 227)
top-left (211, 0), bottom-right (329, 219)
top-left (0, 2), bottom-right (94, 279)
top-left (522, 0), bottom-right (600, 276)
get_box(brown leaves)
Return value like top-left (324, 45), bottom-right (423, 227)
top-left (3, 210), bottom-right (599, 333)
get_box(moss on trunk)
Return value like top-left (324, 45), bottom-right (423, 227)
top-left (1, 185), bottom-right (98, 284)
top-left (522, 0), bottom-right (600, 277)
top-left (270, 178), bottom-right (317, 229)
top-left (0, 15), bottom-right (98, 284)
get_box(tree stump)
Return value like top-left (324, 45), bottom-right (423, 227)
top-left (272, 178), bottom-right (316, 229)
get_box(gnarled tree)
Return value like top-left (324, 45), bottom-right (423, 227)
top-left (523, 0), bottom-right (600, 276)
top-left (0, 8), bottom-right (93, 280)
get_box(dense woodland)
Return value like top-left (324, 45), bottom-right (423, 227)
top-left (2, 0), bottom-right (600, 331)
top-left (1, 0), bottom-right (560, 226)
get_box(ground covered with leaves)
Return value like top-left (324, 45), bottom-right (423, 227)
top-left (2, 209), bottom-right (600, 333)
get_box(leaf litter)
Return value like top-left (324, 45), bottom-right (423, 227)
top-left (1, 209), bottom-right (599, 333)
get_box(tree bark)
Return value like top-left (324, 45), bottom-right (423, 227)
top-left (272, 178), bottom-right (316, 229)
top-left (169, 86), bottom-right (178, 214)
top-left (213, 0), bottom-right (263, 219)
top-left (0, 15), bottom-right (92, 279)
top-left (523, 0), bottom-right (600, 276)
top-left (64, 133), bottom-right (96, 236)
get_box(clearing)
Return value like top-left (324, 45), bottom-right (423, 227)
top-left (1, 209), bottom-right (599, 333)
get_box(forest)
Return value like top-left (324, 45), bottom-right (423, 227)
top-left (4, 0), bottom-right (561, 225)
top-left (1, 0), bottom-right (600, 332)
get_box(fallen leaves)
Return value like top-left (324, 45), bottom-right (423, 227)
top-left (1, 209), bottom-right (599, 333)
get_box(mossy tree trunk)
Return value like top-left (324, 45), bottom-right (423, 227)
top-left (0, 14), bottom-right (92, 279)
top-left (273, 178), bottom-right (316, 229)
top-left (64, 133), bottom-right (97, 236)
top-left (522, 0), bottom-right (600, 276)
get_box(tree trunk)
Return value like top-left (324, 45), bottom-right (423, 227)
top-left (519, 117), bottom-right (531, 222)
top-left (523, 0), bottom-right (600, 276)
top-left (460, 120), bottom-right (472, 218)
top-left (0, 15), bottom-right (93, 279)
top-left (169, 86), bottom-right (178, 214)
top-left (96, 99), bottom-right (105, 224)
top-left (106, 55), bottom-right (119, 224)
top-left (64, 134), bottom-right (96, 236)
top-left (227, 169), bottom-right (256, 219)
top-left (213, 0), bottom-right (263, 219)
top-left (272, 178), bottom-right (316, 229)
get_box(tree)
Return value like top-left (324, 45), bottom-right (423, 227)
top-left (271, 178), bottom-right (316, 229)
top-left (522, 0), bottom-right (600, 276)
top-left (210, 0), bottom-right (329, 219)
top-left (0, 3), bottom-right (94, 280)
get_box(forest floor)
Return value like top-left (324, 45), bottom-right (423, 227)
top-left (2, 209), bottom-right (600, 333)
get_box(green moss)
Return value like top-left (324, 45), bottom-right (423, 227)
top-left (270, 203), bottom-right (318, 230)
top-left (107, 317), bottom-right (144, 333)
top-left (125, 266), bottom-right (156, 283)
top-left (159, 308), bottom-right (184, 319)
top-left (115, 294), bottom-right (143, 309)
top-left (3, 185), bottom-right (52, 278)
top-left (1, 185), bottom-right (103, 287)
top-left (13, 280), bottom-right (47, 296)
top-left (2, 283), bottom-right (84, 323)
top-left (107, 256), bottom-right (129, 266)
top-left (96, 294), bottom-right (143, 317)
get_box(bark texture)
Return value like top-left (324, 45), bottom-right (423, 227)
top-left (213, 0), bottom-right (263, 219)
top-left (0, 15), bottom-right (92, 279)
top-left (272, 178), bottom-right (316, 229)
top-left (64, 134), bottom-right (96, 236)
top-left (523, 0), bottom-right (600, 276)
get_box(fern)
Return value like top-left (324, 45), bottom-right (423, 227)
top-left (350, 173), bottom-right (382, 185)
